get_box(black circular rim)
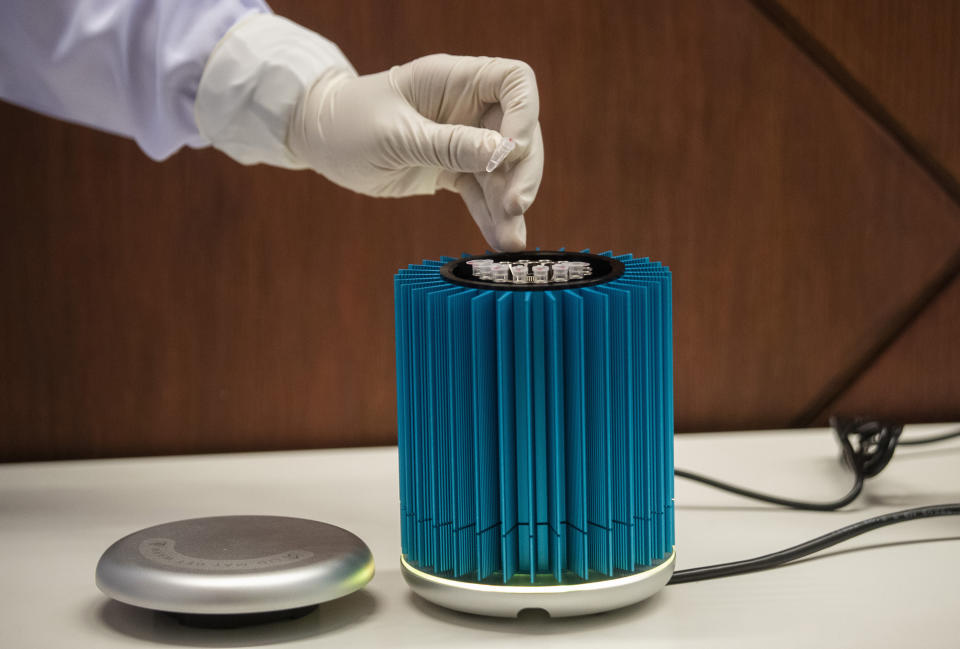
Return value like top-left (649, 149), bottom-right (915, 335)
top-left (439, 251), bottom-right (625, 291)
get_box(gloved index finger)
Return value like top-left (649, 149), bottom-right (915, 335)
top-left (473, 58), bottom-right (540, 147)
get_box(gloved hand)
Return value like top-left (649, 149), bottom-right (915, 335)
top-left (195, 14), bottom-right (542, 251)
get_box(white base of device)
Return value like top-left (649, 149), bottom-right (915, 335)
top-left (401, 549), bottom-right (676, 618)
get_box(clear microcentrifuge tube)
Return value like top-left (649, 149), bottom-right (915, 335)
top-left (485, 137), bottom-right (516, 173)
top-left (490, 263), bottom-right (509, 282)
top-left (510, 264), bottom-right (527, 283)
top-left (532, 264), bottom-right (549, 283)
top-left (468, 259), bottom-right (493, 277)
top-left (552, 262), bottom-right (569, 282)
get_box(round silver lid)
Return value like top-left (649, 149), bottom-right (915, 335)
top-left (96, 516), bottom-right (374, 615)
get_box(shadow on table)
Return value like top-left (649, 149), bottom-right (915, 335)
top-left (408, 586), bottom-right (667, 634)
top-left (95, 590), bottom-right (377, 647)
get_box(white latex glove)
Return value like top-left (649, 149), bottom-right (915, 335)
top-left (196, 15), bottom-right (542, 251)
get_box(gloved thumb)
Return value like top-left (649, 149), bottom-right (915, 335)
top-left (407, 120), bottom-right (504, 173)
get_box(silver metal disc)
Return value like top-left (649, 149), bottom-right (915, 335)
top-left (401, 549), bottom-right (675, 618)
top-left (96, 516), bottom-right (374, 614)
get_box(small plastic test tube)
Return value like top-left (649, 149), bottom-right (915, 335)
top-left (510, 264), bottom-right (527, 283)
top-left (532, 264), bottom-right (549, 283)
top-left (467, 259), bottom-right (492, 277)
top-left (552, 262), bottom-right (569, 282)
top-left (485, 137), bottom-right (516, 173)
top-left (568, 262), bottom-right (585, 279)
top-left (490, 263), bottom-right (509, 282)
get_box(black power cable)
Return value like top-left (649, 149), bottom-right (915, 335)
top-left (669, 503), bottom-right (960, 584)
top-left (669, 418), bottom-right (960, 583)
top-left (674, 418), bottom-right (960, 511)
top-left (672, 468), bottom-right (862, 511)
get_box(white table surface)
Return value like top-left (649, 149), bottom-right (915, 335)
top-left (1, 424), bottom-right (958, 649)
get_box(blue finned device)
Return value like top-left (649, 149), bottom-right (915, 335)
top-left (394, 250), bottom-right (675, 617)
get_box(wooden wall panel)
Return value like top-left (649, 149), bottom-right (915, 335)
top-left (2, 0), bottom-right (960, 461)
top-left (777, 0), bottom-right (960, 183)
top-left (816, 276), bottom-right (960, 424)
top-left (765, 0), bottom-right (960, 424)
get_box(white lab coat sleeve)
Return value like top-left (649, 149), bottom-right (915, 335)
top-left (0, 0), bottom-right (272, 161)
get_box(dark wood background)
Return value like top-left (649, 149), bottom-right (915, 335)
top-left (2, 0), bottom-right (959, 462)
